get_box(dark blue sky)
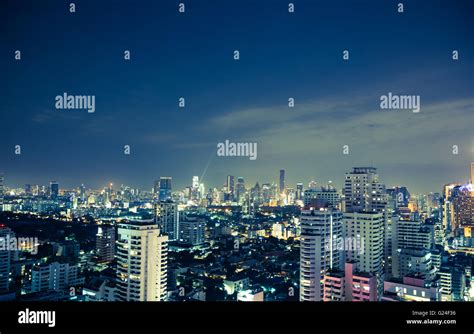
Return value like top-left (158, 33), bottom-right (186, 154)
top-left (1, 0), bottom-right (473, 193)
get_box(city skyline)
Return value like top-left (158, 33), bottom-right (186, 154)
top-left (1, 0), bottom-right (473, 193)
top-left (1, 163), bottom-right (473, 195)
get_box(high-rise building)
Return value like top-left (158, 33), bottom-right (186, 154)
top-left (116, 221), bottom-right (168, 301)
top-left (471, 162), bottom-right (474, 184)
top-left (0, 173), bottom-right (4, 212)
top-left (31, 262), bottom-right (84, 293)
top-left (0, 225), bottom-right (14, 292)
top-left (155, 200), bottom-right (179, 241)
top-left (158, 177), bottom-right (172, 201)
top-left (279, 169), bottom-right (285, 194)
top-left (300, 207), bottom-right (343, 301)
top-left (450, 184), bottom-right (474, 235)
top-left (343, 211), bottom-right (385, 297)
top-left (442, 183), bottom-right (459, 233)
top-left (80, 184), bottom-right (86, 202)
top-left (96, 225), bottom-right (116, 263)
top-left (179, 216), bottom-right (206, 246)
top-left (50, 181), bottom-right (59, 199)
top-left (191, 176), bottom-right (199, 200)
top-left (236, 177), bottom-right (245, 202)
top-left (226, 175), bottom-right (235, 201)
top-left (343, 167), bottom-right (387, 213)
top-left (153, 179), bottom-right (160, 196)
top-left (296, 183), bottom-right (304, 201)
top-left (391, 220), bottom-right (435, 279)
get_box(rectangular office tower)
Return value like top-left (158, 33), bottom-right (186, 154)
top-left (300, 207), bottom-right (343, 301)
top-left (159, 177), bottom-right (172, 201)
top-left (179, 216), bottom-right (206, 246)
top-left (116, 221), bottom-right (168, 301)
top-left (155, 201), bottom-right (179, 242)
top-left (343, 167), bottom-right (387, 213)
top-left (96, 224), bottom-right (116, 263)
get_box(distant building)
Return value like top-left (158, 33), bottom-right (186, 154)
top-left (96, 225), bottom-right (115, 263)
top-left (296, 183), bottom-right (304, 201)
top-left (391, 220), bottom-right (434, 279)
top-left (155, 201), bottom-right (179, 241)
top-left (343, 167), bottom-right (387, 213)
top-left (0, 173), bottom-right (4, 212)
top-left (451, 184), bottom-right (474, 235)
top-left (226, 175), bottom-right (235, 201)
top-left (159, 177), bottom-right (172, 201)
top-left (31, 262), bottom-right (84, 293)
top-left (271, 222), bottom-right (284, 239)
top-left (279, 169), bottom-right (285, 194)
top-left (304, 186), bottom-right (340, 208)
top-left (236, 177), bottom-right (245, 202)
top-left (471, 162), bottom-right (474, 184)
top-left (179, 216), bottom-right (205, 246)
top-left (50, 181), bottom-right (59, 199)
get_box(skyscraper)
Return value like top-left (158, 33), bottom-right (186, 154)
top-left (80, 184), bottom-right (86, 202)
top-left (116, 221), bottom-right (168, 301)
top-left (296, 183), bottom-right (304, 201)
top-left (279, 169), bottom-right (285, 194)
top-left (155, 200), bottom-right (179, 241)
top-left (0, 173), bottom-right (3, 212)
top-left (191, 176), bottom-right (199, 200)
top-left (96, 225), bottom-right (116, 263)
top-left (159, 177), bottom-right (172, 201)
top-left (343, 167), bottom-right (387, 213)
top-left (50, 181), bottom-right (59, 199)
top-left (236, 177), bottom-right (245, 202)
top-left (226, 175), bottom-right (234, 201)
top-left (450, 184), bottom-right (474, 235)
top-left (343, 211), bottom-right (385, 298)
top-left (300, 206), bottom-right (343, 301)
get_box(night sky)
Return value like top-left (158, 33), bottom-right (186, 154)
top-left (1, 0), bottom-right (473, 193)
